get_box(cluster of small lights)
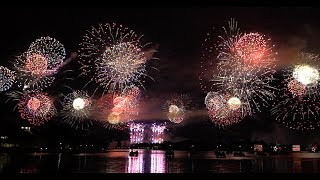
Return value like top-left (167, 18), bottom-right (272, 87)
top-left (13, 36), bottom-right (66, 90)
top-left (18, 91), bottom-right (56, 126)
top-left (129, 123), bottom-right (145, 144)
top-left (271, 52), bottom-right (320, 130)
top-left (60, 90), bottom-right (92, 128)
top-left (0, 66), bottom-right (16, 92)
top-left (79, 23), bottom-right (157, 94)
top-left (163, 94), bottom-right (191, 123)
top-left (151, 123), bottom-right (166, 144)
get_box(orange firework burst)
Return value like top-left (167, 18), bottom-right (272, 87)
top-left (93, 88), bottom-right (139, 129)
top-left (25, 54), bottom-right (48, 76)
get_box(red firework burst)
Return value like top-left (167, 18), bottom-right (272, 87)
top-left (235, 33), bottom-right (269, 64)
top-left (18, 91), bottom-right (55, 126)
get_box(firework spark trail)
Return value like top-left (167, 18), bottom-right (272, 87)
top-left (271, 52), bottom-right (320, 130)
top-left (79, 23), bottom-right (158, 95)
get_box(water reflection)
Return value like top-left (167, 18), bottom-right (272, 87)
top-left (127, 155), bottom-right (144, 173)
top-left (126, 150), bottom-right (166, 173)
top-left (150, 151), bottom-right (165, 173)
top-left (3, 151), bottom-right (320, 173)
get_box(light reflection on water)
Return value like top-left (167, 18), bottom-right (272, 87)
top-left (150, 151), bottom-right (165, 173)
top-left (127, 154), bottom-right (144, 173)
top-left (2, 150), bottom-right (320, 173)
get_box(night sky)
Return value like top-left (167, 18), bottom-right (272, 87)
top-left (1, 7), bottom-right (320, 145)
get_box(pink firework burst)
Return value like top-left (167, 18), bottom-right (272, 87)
top-left (205, 92), bottom-right (242, 127)
top-left (18, 91), bottom-right (56, 126)
top-left (287, 79), bottom-right (306, 97)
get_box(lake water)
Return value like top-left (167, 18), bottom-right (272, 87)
top-left (1, 150), bottom-right (320, 174)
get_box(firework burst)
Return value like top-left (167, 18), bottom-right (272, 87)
top-left (93, 86), bottom-right (140, 129)
top-left (17, 91), bottom-right (56, 126)
top-left (205, 91), bottom-right (242, 127)
top-left (234, 32), bottom-right (276, 65)
top-left (79, 23), bottom-right (158, 94)
top-left (0, 66), bottom-right (16, 92)
top-left (60, 90), bottom-right (92, 128)
top-left (13, 36), bottom-right (66, 91)
top-left (200, 18), bottom-right (277, 117)
top-left (214, 59), bottom-right (277, 116)
top-left (93, 93), bottom-right (128, 130)
top-left (163, 94), bottom-right (191, 124)
top-left (271, 52), bottom-right (320, 130)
